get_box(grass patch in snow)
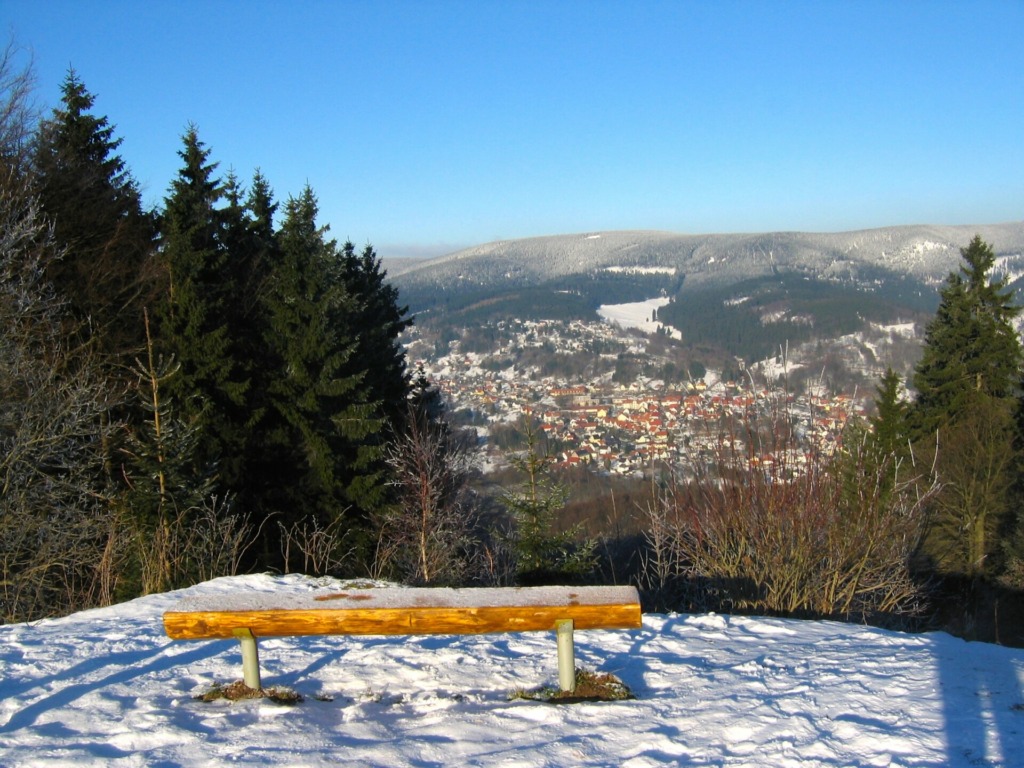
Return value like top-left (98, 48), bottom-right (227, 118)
top-left (195, 680), bottom-right (304, 705)
top-left (510, 668), bottom-right (635, 704)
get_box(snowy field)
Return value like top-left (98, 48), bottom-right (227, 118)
top-left (598, 297), bottom-right (681, 340)
top-left (1, 573), bottom-right (1023, 767)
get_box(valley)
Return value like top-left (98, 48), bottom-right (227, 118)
top-left (405, 314), bottom-right (899, 479)
top-left (393, 223), bottom-right (1024, 479)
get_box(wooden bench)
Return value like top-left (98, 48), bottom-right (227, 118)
top-left (163, 585), bottom-right (642, 693)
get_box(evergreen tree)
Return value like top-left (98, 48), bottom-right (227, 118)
top-left (912, 235), bottom-right (1021, 437)
top-left (835, 367), bottom-right (913, 510)
top-left (338, 241), bottom-right (412, 429)
top-left (330, 240), bottom-right (413, 520)
top-left (156, 126), bottom-right (248, 472)
top-left (408, 362), bottom-right (446, 426)
top-left (207, 170), bottom-right (277, 503)
top-left (924, 397), bottom-right (1016, 579)
top-left (501, 421), bottom-right (596, 585)
top-left (870, 367), bottom-right (910, 459)
top-left (258, 185), bottom-right (380, 565)
top-left (33, 70), bottom-right (156, 358)
top-left (118, 310), bottom-right (219, 596)
top-left (214, 170), bottom-right (275, 489)
top-left (221, 170), bottom-right (276, 332)
top-left (909, 237), bottom-right (1022, 579)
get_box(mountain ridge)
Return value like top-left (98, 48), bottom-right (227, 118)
top-left (390, 222), bottom-right (1024, 289)
top-left (388, 221), bottom-right (1024, 375)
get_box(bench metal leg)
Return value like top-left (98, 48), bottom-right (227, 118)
top-left (556, 619), bottom-right (575, 692)
top-left (233, 628), bottom-right (262, 689)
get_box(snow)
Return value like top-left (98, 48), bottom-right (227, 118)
top-left (754, 354), bottom-right (805, 382)
top-left (874, 321), bottom-right (917, 339)
top-left (994, 254), bottom-right (1024, 286)
top-left (601, 266), bottom-right (677, 276)
top-left (2, 573), bottom-right (1023, 767)
top-left (169, 585), bottom-right (639, 614)
top-left (598, 297), bottom-right (681, 340)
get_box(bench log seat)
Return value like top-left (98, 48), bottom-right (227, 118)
top-left (163, 585), bottom-right (642, 692)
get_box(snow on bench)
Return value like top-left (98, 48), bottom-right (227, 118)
top-left (163, 585), bottom-right (642, 692)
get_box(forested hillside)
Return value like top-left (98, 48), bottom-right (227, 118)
top-left (393, 225), bottom-right (1024, 371)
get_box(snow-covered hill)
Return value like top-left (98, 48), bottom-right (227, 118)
top-left (2, 574), bottom-right (1022, 766)
top-left (388, 223), bottom-right (1024, 382)
top-left (390, 223), bottom-right (1024, 291)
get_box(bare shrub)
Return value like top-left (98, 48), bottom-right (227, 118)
top-left (95, 495), bottom-right (257, 599)
top-left (0, 36), bottom-right (37, 173)
top-left (278, 516), bottom-right (352, 576)
top-left (0, 180), bottom-right (121, 622)
top-left (641, 397), bottom-right (937, 625)
top-left (143, 497), bottom-right (255, 589)
top-left (372, 404), bottom-right (482, 586)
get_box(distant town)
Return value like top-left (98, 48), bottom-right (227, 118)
top-left (408, 317), bottom-right (865, 478)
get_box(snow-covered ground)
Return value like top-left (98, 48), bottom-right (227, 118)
top-left (2, 574), bottom-right (1023, 767)
top-left (598, 297), bottom-right (681, 340)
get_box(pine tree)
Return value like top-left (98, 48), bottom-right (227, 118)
top-left (214, 170), bottom-right (275, 489)
top-left (230, 171), bottom-right (281, 497)
top-left (156, 126), bottom-right (248, 471)
top-left (221, 170), bottom-right (276, 331)
top-left (258, 185), bottom-right (380, 565)
top-left (408, 363), bottom-right (447, 427)
top-left (33, 70), bottom-right (156, 358)
top-left (870, 367), bottom-right (910, 459)
top-left (329, 240), bottom-right (414, 521)
top-left (912, 236), bottom-right (1021, 437)
top-left (501, 421), bottom-right (596, 585)
top-left (834, 366), bottom-right (913, 509)
top-left (910, 236), bottom-right (1022, 579)
top-left (338, 241), bottom-right (412, 429)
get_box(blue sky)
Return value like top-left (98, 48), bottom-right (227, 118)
top-left (6, 0), bottom-right (1023, 258)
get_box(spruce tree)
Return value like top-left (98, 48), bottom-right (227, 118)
top-left (221, 170), bottom-right (276, 331)
top-left (215, 170), bottom-right (275, 488)
top-left (156, 126), bottom-right (247, 472)
top-left (227, 171), bottom-right (285, 540)
top-left (912, 235), bottom-right (1021, 437)
top-left (328, 240), bottom-right (414, 526)
top-left (259, 185), bottom-right (381, 565)
top-left (119, 310), bottom-right (219, 596)
top-left (870, 367), bottom-right (910, 459)
top-left (501, 421), bottom-right (596, 585)
top-left (910, 236), bottom-right (1022, 579)
top-left (338, 241), bottom-right (412, 428)
top-left (33, 70), bottom-right (156, 359)
top-left (837, 366), bottom-right (914, 510)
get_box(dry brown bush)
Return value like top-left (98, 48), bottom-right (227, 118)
top-left (641, 402), bottom-right (938, 625)
top-left (372, 405), bottom-right (482, 586)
